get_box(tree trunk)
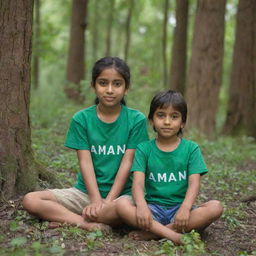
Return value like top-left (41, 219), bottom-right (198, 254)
top-left (0, 0), bottom-right (37, 199)
top-left (162, 0), bottom-right (169, 88)
top-left (92, 0), bottom-right (99, 61)
top-left (169, 0), bottom-right (188, 94)
top-left (105, 0), bottom-right (115, 57)
top-left (124, 0), bottom-right (134, 61)
top-left (223, 0), bottom-right (256, 138)
top-left (186, 0), bottom-right (226, 137)
top-left (65, 0), bottom-right (87, 103)
top-left (32, 0), bottom-right (40, 89)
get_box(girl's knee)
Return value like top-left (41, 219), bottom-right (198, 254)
top-left (116, 197), bottom-right (132, 215)
top-left (22, 192), bottom-right (37, 211)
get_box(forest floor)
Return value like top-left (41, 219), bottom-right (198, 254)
top-left (1, 105), bottom-right (256, 255)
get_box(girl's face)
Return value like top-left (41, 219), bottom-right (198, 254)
top-left (152, 105), bottom-right (184, 139)
top-left (93, 68), bottom-right (127, 108)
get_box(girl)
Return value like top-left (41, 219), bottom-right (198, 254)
top-left (23, 57), bottom-right (149, 231)
top-left (116, 90), bottom-right (223, 244)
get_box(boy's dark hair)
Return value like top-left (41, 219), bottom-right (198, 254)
top-left (91, 57), bottom-right (130, 105)
top-left (148, 90), bottom-right (187, 135)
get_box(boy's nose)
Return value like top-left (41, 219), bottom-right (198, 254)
top-left (164, 116), bottom-right (171, 124)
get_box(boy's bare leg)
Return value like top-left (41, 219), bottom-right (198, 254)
top-left (116, 198), bottom-right (182, 244)
top-left (22, 191), bottom-right (110, 231)
top-left (119, 200), bottom-right (223, 241)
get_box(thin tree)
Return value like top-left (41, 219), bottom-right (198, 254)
top-left (33, 0), bottom-right (40, 89)
top-left (162, 0), bottom-right (169, 87)
top-left (186, 0), bottom-right (226, 136)
top-left (223, 0), bottom-right (256, 138)
top-left (0, 0), bottom-right (37, 198)
top-left (169, 0), bottom-right (188, 94)
top-left (105, 0), bottom-right (115, 57)
top-left (92, 0), bottom-right (99, 61)
top-left (124, 0), bottom-right (134, 61)
top-left (65, 0), bottom-right (88, 103)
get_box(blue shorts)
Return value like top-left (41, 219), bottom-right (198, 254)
top-left (147, 203), bottom-right (181, 225)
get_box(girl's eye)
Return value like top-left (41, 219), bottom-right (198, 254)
top-left (171, 114), bottom-right (180, 119)
top-left (113, 81), bottom-right (122, 87)
top-left (99, 80), bottom-right (107, 86)
top-left (157, 113), bottom-right (165, 118)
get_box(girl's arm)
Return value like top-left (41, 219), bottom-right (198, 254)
top-left (105, 149), bottom-right (135, 202)
top-left (77, 150), bottom-right (104, 219)
top-left (174, 173), bottom-right (200, 231)
top-left (132, 171), bottom-right (153, 231)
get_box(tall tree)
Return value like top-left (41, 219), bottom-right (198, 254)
top-left (124, 0), bottom-right (134, 61)
top-left (186, 0), bottom-right (226, 136)
top-left (105, 0), bottom-right (115, 57)
top-left (162, 0), bottom-right (169, 87)
top-left (0, 0), bottom-right (37, 199)
top-left (65, 0), bottom-right (87, 103)
top-left (32, 0), bottom-right (41, 89)
top-left (223, 0), bottom-right (256, 138)
top-left (92, 0), bottom-right (99, 61)
top-left (169, 0), bottom-right (188, 94)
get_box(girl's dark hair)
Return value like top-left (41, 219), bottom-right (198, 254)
top-left (148, 90), bottom-right (187, 136)
top-left (92, 57), bottom-right (130, 105)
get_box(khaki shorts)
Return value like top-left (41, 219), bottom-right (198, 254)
top-left (49, 187), bottom-right (131, 215)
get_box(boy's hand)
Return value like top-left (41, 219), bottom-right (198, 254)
top-left (82, 200), bottom-right (106, 221)
top-left (136, 205), bottom-right (153, 231)
top-left (173, 205), bottom-right (190, 232)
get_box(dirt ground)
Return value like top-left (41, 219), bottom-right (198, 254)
top-left (0, 195), bottom-right (255, 256)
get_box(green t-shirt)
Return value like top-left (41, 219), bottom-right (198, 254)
top-left (131, 139), bottom-right (208, 206)
top-left (64, 105), bottom-right (149, 198)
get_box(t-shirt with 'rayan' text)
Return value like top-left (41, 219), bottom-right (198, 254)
top-left (131, 139), bottom-right (208, 206)
top-left (64, 104), bottom-right (149, 198)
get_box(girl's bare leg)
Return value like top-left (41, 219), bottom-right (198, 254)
top-left (116, 198), bottom-right (182, 244)
top-left (22, 191), bottom-right (110, 231)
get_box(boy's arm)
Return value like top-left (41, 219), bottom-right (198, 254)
top-left (77, 150), bottom-right (104, 219)
top-left (174, 173), bottom-right (200, 231)
top-left (133, 171), bottom-right (153, 231)
top-left (105, 149), bottom-right (135, 202)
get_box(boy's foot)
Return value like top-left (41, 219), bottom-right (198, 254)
top-left (128, 230), bottom-right (158, 241)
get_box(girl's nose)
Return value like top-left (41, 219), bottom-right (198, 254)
top-left (107, 85), bottom-right (113, 93)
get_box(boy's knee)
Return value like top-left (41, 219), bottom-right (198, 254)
top-left (208, 200), bottom-right (223, 218)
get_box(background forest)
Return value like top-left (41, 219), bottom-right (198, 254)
top-left (0, 0), bottom-right (256, 255)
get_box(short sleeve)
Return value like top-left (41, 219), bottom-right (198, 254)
top-left (64, 117), bottom-right (90, 150)
top-left (126, 118), bottom-right (149, 149)
top-left (130, 144), bottom-right (148, 173)
top-left (188, 145), bottom-right (208, 176)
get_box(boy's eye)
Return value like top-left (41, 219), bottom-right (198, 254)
top-left (156, 113), bottom-right (165, 118)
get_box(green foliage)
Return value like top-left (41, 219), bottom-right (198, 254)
top-left (155, 230), bottom-right (205, 256)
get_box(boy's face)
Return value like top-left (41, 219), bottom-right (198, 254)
top-left (152, 105), bottom-right (184, 139)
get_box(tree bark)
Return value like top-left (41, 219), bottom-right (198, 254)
top-left (0, 0), bottom-right (37, 199)
top-left (65, 0), bottom-right (87, 103)
top-left (169, 0), bottom-right (188, 94)
top-left (223, 0), bottom-right (256, 138)
top-left (162, 0), bottom-right (169, 88)
top-left (186, 0), bottom-right (226, 137)
top-left (92, 0), bottom-right (99, 61)
top-left (124, 0), bottom-right (134, 62)
top-left (32, 0), bottom-right (40, 89)
top-left (105, 0), bottom-right (115, 57)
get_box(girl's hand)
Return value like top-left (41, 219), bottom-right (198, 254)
top-left (136, 205), bottom-right (153, 231)
top-left (173, 205), bottom-right (190, 232)
top-left (82, 200), bottom-right (106, 221)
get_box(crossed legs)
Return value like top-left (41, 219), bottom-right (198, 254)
top-left (116, 198), bottom-right (223, 244)
top-left (22, 190), bottom-right (121, 231)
